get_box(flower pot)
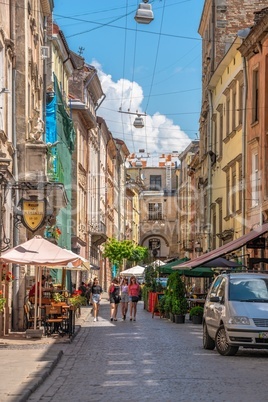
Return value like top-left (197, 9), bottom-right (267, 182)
top-left (174, 314), bottom-right (185, 324)
top-left (169, 312), bottom-right (174, 322)
top-left (192, 315), bottom-right (202, 324)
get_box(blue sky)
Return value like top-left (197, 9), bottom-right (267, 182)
top-left (53, 0), bottom-right (204, 158)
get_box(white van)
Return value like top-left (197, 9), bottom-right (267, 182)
top-left (203, 273), bottom-right (268, 356)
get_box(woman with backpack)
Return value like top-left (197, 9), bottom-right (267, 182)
top-left (108, 278), bottom-right (121, 321)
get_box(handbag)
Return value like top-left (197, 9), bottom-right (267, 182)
top-left (131, 296), bottom-right (139, 303)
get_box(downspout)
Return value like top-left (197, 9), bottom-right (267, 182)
top-left (11, 1), bottom-right (19, 330)
top-left (207, 89), bottom-right (213, 252)
top-left (241, 56), bottom-right (248, 266)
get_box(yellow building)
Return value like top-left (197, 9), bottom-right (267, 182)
top-left (208, 38), bottom-right (244, 250)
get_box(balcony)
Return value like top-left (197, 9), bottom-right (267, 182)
top-left (89, 221), bottom-right (107, 246)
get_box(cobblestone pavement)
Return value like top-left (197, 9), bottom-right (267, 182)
top-left (25, 298), bottom-right (268, 402)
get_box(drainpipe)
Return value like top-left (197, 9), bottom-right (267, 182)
top-left (11, 1), bottom-right (19, 330)
top-left (241, 56), bottom-right (248, 266)
top-left (207, 89), bottom-right (213, 252)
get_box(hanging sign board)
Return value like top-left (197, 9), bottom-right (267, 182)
top-left (246, 237), bottom-right (266, 249)
top-left (21, 199), bottom-right (46, 232)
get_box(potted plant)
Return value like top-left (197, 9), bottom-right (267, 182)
top-left (173, 297), bottom-right (188, 323)
top-left (158, 294), bottom-right (166, 318)
top-left (167, 272), bottom-right (188, 323)
top-left (189, 305), bottom-right (204, 324)
top-left (164, 294), bottom-right (172, 318)
top-left (52, 292), bottom-right (65, 304)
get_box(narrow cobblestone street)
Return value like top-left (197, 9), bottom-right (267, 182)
top-left (27, 299), bottom-right (268, 402)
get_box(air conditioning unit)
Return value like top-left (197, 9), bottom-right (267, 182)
top-left (41, 46), bottom-right (50, 59)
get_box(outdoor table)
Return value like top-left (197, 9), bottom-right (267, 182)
top-left (187, 298), bottom-right (205, 310)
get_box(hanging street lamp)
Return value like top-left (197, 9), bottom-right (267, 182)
top-left (134, 0), bottom-right (154, 24)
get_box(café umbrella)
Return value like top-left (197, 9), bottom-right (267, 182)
top-left (120, 265), bottom-right (145, 276)
top-left (0, 236), bottom-right (83, 330)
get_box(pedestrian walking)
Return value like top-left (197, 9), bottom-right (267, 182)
top-left (85, 281), bottom-right (92, 305)
top-left (128, 276), bottom-right (140, 321)
top-left (108, 278), bottom-right (121, 321)
top-left (120, 277), bottom-right (129, 320)
top-left (91, 278), bottom-right (102, 322)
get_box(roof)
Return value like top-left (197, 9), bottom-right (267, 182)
top-left (174, 223), bottom-right (268, 269)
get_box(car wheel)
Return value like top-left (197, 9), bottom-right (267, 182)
top-left (215, 325), bottom-right (239, 356)
top-left (203, 322), bottom-right (215, 350)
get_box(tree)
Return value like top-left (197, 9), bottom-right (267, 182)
top-left (103, 239), bottom-right (148, 269)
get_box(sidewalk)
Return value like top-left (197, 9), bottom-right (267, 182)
top-left (0, 298), bottom-right (104, 402)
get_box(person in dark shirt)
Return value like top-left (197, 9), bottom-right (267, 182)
top-left (91, 277), bottom-right (103, 322)
top-left (29, 275), bottom-right (51, 300)
top-left (78, 281), bottom-right (87, 297)
top-left (108, 277), bottom-right (121, 322)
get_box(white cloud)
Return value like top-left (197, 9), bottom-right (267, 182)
top-left (92, 60), bottom-right (191, 156)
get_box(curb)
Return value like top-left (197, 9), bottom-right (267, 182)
top-left (17, 350), bottom-right (63, 402)
top-left (16, 307), bottom-right (93, 401)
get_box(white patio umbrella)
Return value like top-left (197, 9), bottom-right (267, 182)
top-left (120, 265), bottom-right (145, 276)
top-left (0, 236), bottom-right (83, 330)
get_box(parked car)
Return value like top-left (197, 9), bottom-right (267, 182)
top-left (203, 272), bottom-right (268, 356)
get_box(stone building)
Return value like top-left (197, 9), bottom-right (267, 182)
top-left (238, 8), bottom-right (268, 265)
top-left (128, 152), bottom-right (180, 261)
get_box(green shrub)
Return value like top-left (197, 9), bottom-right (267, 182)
top-left (189, 306), bottom-right (204, 317)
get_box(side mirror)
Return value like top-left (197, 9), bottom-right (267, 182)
top-left (209, 296), bottom-right (220, 303)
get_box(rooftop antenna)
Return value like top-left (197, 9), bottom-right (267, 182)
top-left (78, 47), bottom-right (85, 56)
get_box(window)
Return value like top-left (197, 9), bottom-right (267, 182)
top-left (226, 171), bottom-right (230, 216)
top-left (219, 109), bottom-right (223, 157)
top-left (217, 278), bottom-right (226, 300)
top-left (238, 83), bottom-right (243, 125)
top-left (231, 166), bottom-right (236, 214)
top-left (150, 175), bottom-right (161, 191)
top-left (148, 203), bottom-right (162, 220)
top-left (226, 97), bottom-right (230, 136)
top-left (232, 89), bottom-right (236, 131)
top-left (212, 205), bottom-right (216, 250)
top-left (252, 69), bottom-right (259, 123)
top-left (216, 104), bottom-right (223, 157)
top-left (210, 277), bottom-right (223, 298)
top-left (212, 114), bottom-right (217, 154)
top-left (238, 159), bottom-right (242, 211)
top-left (218, 199), bottom-right (223, 246)
top-left (251, 153), bottom-right (259, 207)
top-left (149, 238), bottom-right (161, 251)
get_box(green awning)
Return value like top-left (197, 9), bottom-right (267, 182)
top-left (179, 267), bottom-right (215, 278)
top-left (159, 258), bottom-right (189, 274)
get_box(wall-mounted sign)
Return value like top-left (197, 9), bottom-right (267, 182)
top-left (21, 199), bottom-right (46, 232)
top-left (246, 237), bottom-right (266, 249)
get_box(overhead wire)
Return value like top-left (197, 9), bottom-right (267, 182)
top-left (144, 0), bottom-right (166, 114)
top-left (119, 1), bottom-right (130, 144)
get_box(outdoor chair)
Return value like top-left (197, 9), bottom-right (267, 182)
top-left (44, 305), bottom-right (64, 336)
top-left (23, 302), bottom-right (44, 329)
